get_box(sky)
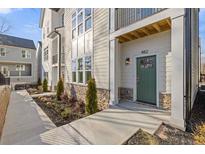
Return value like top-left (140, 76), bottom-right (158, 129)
top-left (0, 8), bottom-right (204, 51)
top-left (0, 8), bottom-right (41, 47)
top-left (200, 8), bottom-right (205, 56)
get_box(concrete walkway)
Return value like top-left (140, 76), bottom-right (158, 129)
top-left (0, 90), bottom-right (56, 145)
top-left (20, 102), bottom-right (170, 145)
top-left (1, 90), bottom-right (170, 145)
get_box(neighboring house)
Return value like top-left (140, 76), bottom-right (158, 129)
top-left (39, 8), bottom-right (65, 90)
top-left (0, 34), bottom-right (37, 85)
top-left (40, 8), bottom-right (200, 130)
top-left (36, 41), bottom-right (42, 81)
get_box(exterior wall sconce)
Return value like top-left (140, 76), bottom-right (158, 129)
top-left (125, 57), bottom-right (131, 65)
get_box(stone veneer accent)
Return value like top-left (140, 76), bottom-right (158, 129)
top-left (159, 92), bottom-right (171, 110)
top-left (118, 87), bottom-right (133, 101)
top-left (0, 86), bottom-right (11, 138)
top-left (65, 83), bottom-right (109, 110)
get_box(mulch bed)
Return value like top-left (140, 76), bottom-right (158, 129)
top-left (33, 95), bottom-right (87, 127)
top-left (126, 123), bottom-right (193, 145)
top-left (189, 91), bottom-right (205, 132)
top-left (126, 89), bottom-right (205, 145)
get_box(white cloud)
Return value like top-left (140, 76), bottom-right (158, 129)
top-left (0, 8), bottom-right (22, 14)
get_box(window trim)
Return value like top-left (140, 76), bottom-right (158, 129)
top-left (0, 48), bottom-right (6, 57)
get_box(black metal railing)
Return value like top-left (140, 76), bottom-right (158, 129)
top-left (0, 73), bottom-right (10, 85)
top-left (115, 8), bottom-right (166, 30)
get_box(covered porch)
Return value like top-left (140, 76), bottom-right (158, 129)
top-left (109, 8), bottom-right (186, 130)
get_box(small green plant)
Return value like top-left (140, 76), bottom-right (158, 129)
top-left (37, 78), bottom-right (42, 86)
top-left (61, 107), bottom-right (71, 118)
top-left (86, 78), bottom-right (98, 114)
top-left (43, 78), bottom-right (48, 92)
top-left (57, 78), bottom-right (64, 100)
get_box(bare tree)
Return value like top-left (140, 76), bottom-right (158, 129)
top-left (0, 17), bottom-right (11, 34)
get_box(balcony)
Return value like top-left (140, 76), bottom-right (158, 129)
top-left (115, 8), bottom-right (166, 30)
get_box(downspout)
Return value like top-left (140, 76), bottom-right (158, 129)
top-left (108, 8), bottom-right (111, 102)
top-left (54, 30), bottom-right (62, 80)
top-left (184, 8), bottom-right (192, 126)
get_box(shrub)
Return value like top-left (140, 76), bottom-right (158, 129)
top-left (57, 78), bottom-right (64, 100)
top-left (61, 107), bottom-right (71, 118)
top-left (60, 91), bottom-right (69, 103)
top-left (43, 78), bottom-right (48, 92)
top-left (37, 78), bottom-right (42, 86)
top-left (193, 123), bottom-right (205, 144)
top-left (86, 78), bottom-right (98, 114)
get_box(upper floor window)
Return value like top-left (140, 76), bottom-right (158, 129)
top-left (77, 11), bottom-right (83, 25)
top-left (61, 13), bottom-right (64, 26)
top-left (22, 50), bottom-right (31, 59)
top-left (0, 48), bottom-right (6, 57)
top-left (85, 8), bottom-right (91, 18)
top-left (72, 8), bottom-right (92, 39)
top-left (44, 47), bottom-right (48, 61)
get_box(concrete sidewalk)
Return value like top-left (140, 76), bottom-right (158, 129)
top-left (22, 102), bottom-right (170, 145)
top-left (0, 90), bottom-right (56, 145)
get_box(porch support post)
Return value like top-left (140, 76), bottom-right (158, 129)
top-left (109, 38), bottom-right (119, 105)
top-left (170, 15), bottom-right (185, 130)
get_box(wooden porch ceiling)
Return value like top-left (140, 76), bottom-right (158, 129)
top-left (117, 18), bottom-right (171, 43)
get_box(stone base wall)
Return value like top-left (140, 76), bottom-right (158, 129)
top-left (118, 87), bottom-right (133, 101)
top-left (65, 83), bottom-right (109, 110)
top-left (0, 86), bottom-right (11, 138)
top-left (159, 92), bottom-right (171, 110)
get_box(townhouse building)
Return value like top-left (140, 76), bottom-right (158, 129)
top-left (40, 8), bottom-right (200, 130)
top-left (40, 8), bottom-right (65, 90)
top-left (0, 34), bottom-right (37, 85)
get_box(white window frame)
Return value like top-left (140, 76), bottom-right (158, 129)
top-left (72, 8), bottom-right (93, 40)
top-left (22, 50), bottom-right (31, 59)
top-left (1, 66), bottom-right (9, 77)
top-left (43, 47), bottom-right (49, 61)
top-left (16, 64), bottom-right (25, 71)
top-left (0, 48), bottom-right (6, 57)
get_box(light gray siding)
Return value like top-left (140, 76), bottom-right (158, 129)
top-left (93, 9), bottom-right (110, 89)
top-left (191, 9), bottom-right (200, 107)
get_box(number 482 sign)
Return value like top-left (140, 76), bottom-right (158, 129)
top-left (141, 50), bottom-right (149, 54)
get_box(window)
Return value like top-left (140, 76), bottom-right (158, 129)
top-left (44, 72), bottom-right (48, 79)
top-left (85, 17), bottom-right (92, 31)
top-left (72, 59), bottom-right (77, 82)
top-left (72, 12), bottom-right (77, 40)
top-left (77, 11), bottom-right (83, 24)
top-left (44, 47), bottom-right (48, 61)
top-left (61, 13), bottom-right (64, 26)
top-left (85, 56), bottom-right (92, 82)
top-left (85, 8), bottom-right (91, 18)
top-left (72, 28), bottom-right (76, 39)
top-left (72, 18), bottom-right (76, 28)
top-left (16, 64), bottom-right (25, 71)
top-left (78, 23), bottom-right (83, 36)
top-left (22, 50), bottom-right (26, 58)
top-left (0, 48), bottom-right (6, 56)
top-left (22, 50), bottom-right (31, 59)
top-left (78, 58), bottom-right (83, 83)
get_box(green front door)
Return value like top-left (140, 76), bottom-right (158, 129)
top-left (137, 55), bottom-right (156, 105)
